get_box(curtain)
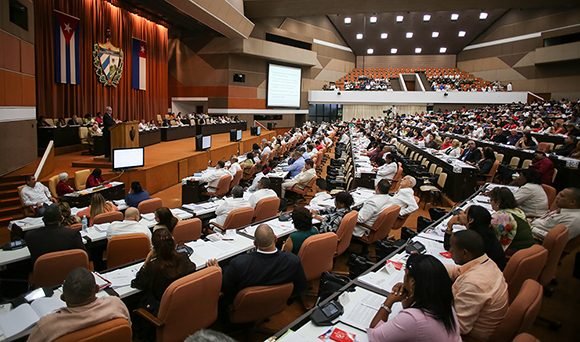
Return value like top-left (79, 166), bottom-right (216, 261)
top-left (34, 0), bottom-right (168, 121)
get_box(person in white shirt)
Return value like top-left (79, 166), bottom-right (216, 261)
top-left (339, 133), bottom-right (350, 145)
top-left (512, 169), bottom-right (549, 218)
top-left (228, 156), bottom-right (242, 177)
top-left (198, 160), bottom-right (231, 193)
top-left (354, 179), bottom-right (395, 237)
top-left (248, 178), bottom-right (278, 208)
top-left (261, 140), bottom-right (272, 157)
top-left (531, 187), bottom-right (580, 241)
top-left (375, 154), bottom-right (398, 186)
top-left (282, 159), bottom-right (317, 197)
top-left (392, 176), bottom-right (419, 216)
top-left (443, 139), bottom-right (462, 158)
top-left (248, 164), bottom-right (267, 192)
top-left (21, 175), bottom-right (56, 216)
top-left (507, 82), bottom-right (513, 92)
top-left (107, 207), bottom-right (151, 241)
top-left (472, 125), bottom-right (485, 139)
top-left (211, 186), bottom-right (252, 226)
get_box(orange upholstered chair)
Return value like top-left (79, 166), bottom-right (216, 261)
top-left (92, 211), bottom-right (123, 225)
top-left (288, 176), bottom-right (318, 202)
top-left (503, 244), bottom-right (548, 303)
top-left (389, 163), bottom-right (404, 192)
top-left (137, 198), bottom-right (163, 215)
top-left (55, 318), bottom-right (132, 342)
top-left (48, 175), bottom-right (59, 198)
top-left (541, 184), bottom-right (557, 210)
top-left (134, 266), bottom-right (222, 342)
top-left (334, 210), bottom-right (358, 257)
top-left (229, 283), bottom-right (294, 324)
top-left (210, 207), bottom-right (254, 231)
top-left (106, 233), bottom-right (150, 268)
top-left (358, 205), bottom-right (401, 245)
top-left (392, 197), bottom-right (420, 231)
top-left (230, 169), bottom-right (243, 190)
top-left (539, 224), bottom-right (569, 287)
top-left (253, 197), bottom-right (280, 222)
top-left (537, 142), bottom-right (554, 153)
top-left (68, 223), bottom-right (83, 232)
top-left (489, 279), bottom-right (543, 342)
top-left (173, 218), bottom-right (202, 244)
top-left (205, 174), bottom-right (232, 197)
top-left (31, 249), bottom-right (91, 288)
top-left (74, 169), bottom-right (90, 190)
top-left (298, 232), bottom-right (338, 282)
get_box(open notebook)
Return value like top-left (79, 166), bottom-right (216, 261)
top-left (0, 296), bottom-right (65, 339)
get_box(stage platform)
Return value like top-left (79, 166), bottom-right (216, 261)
top-left (30, 129), bottom-right (276, 196)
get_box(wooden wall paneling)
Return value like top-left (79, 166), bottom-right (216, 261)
top-left (210, 143), bottom-right (238, 164)
top-left (178, 159), bottom-right (188, 180)
top-left (187, 153), bottom-right (210, 174)
top-left (146, 162), bottom-right (180, 194)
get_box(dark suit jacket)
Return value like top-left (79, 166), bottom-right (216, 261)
top-left (103, 113), bottom-right (114, 131)
top-left (459, 148), bottom-right (482, 164)
top-left (24, 224), bottom-right (86, 264)
top-left (221, 250), bottom-right (307, 306)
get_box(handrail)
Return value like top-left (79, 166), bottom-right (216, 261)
top-left (399, 74), bottom-right (407, 91)
top-left (527, 91), bottom-right (545, 103)
top-left (35, 140), bottom-right (54, 180)
top-left (254, 120), bottom-right (268, 131)
top-left (415, 73), bottom-right (426, 92)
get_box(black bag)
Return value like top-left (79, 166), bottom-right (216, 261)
top-left (375, 239), bottom-right (405, 260)
top-left (416, 216), bottom-right (433, 233)
top-left (347, 254), bottom-right (374, 278)
top-left (429, 208), bottom-right (449, 221)
top-left (401, 227), bottom-right (418, 240)
top-left (318, 272), bottom-right (350, 302)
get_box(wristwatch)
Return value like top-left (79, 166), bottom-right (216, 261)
top-left (380, 303), bottom-right (392, 313)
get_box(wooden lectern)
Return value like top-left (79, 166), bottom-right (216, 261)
top-left (110, 121), bottom-right (140, 154)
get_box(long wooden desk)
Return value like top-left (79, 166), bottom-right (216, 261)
top-left (60, 182), bottom-right (125, 208)
top-left (196, 122), bottom-right (247, 136)
top-left (37, 126), bottom-right (80, 148)
top-left (159, 126), bottom-right (197, 141)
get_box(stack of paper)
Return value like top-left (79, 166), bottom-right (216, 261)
top-left (0, 296), bottom-right (65, 340)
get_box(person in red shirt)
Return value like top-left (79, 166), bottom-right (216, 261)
top-left (56, 172), bottom-right (75, 196)
top-left (531, 151), bottom-right (555, 185)
top-left (86, 168), bottom-right (105, 188)
top-left (440, 137), bottom-right (453, 150)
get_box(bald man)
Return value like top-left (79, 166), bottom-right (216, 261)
top-left (107, 207), bottom-right (151, 240)
top-left (392, 175), bottom-right (419, 216)
top-left (207, 224), bottom-right (307, 307)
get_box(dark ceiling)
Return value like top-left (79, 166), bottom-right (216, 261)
top-left (328, 10), bottom-right (507, 56)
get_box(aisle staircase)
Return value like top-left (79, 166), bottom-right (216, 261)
top-left (0, 175), bottom-right (26, 227)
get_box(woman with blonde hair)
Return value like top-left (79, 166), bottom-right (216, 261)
top-left (76, 193), bottom-right (117, 224)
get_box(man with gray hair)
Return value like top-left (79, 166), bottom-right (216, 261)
top-left (56, 172), bottom-right (75, 196)
top-left (392, 175), bottom-right (419, 216)
top-left (103, 106), bottom-right (115, 159)
top-left (207, 224), bottom-right (307, 307)
top-left (107, 207), bottom-right (152, 240)
top-left (211, 185), bottom-right (251, 226)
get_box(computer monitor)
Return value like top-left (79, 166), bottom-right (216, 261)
top-left (112, 148), bottom-right (144, 170)
top-left (237, 129), bottom-right (242, 141)
top-left (251, 127), bottom-right (261, 136)
top-left (230, 129), bottom-right (243, 142)
top-left (195, 135), bottom-right (212, 151)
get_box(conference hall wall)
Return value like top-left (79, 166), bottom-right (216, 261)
top-left (457, 8), bottom-right (580, 100)
top-left (34, 0), bottom-right (168, 121)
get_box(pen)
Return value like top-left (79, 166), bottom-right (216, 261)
top-left (360, 302), bottom-right (379, 311)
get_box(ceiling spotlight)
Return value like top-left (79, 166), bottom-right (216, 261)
top-left (458, 30), bottom-right (466, 37)
top-left (451, 13), bottom-right (459, 21)
top-left (367, 48), bottom-right (374, 54)
top-left (432, 31), bottom-right (439, 38)
top-left (423, 14), bottom-right (431, 22)
top-left (380, 33), bottom-right (388, 39)
top-left (406, 32), bottom-right (413, 38)
top-left (390, 48), bottom-right (398, 54)
top-left (370, 16), bottom-right (377, 23)
top-left (344, 17), bottom-right (351, 24)
top-left (396, 15), bottom-right (404, 23)
top-left (356, 33), bottom-right (363, 39)
top-left (479, 12), bottom-right (488, 20)
top-left (439, 47), bottom-right (447, 53)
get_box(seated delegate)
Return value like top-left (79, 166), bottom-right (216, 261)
top-left (282, 206), bottom-right (318, 254)
top-left (86, 168), bottom-right (105, 188)
top-left (312, 191), bottom-right (354, 233)
top-left (125, 181), bottom-right (150, 208)
top-left (56, 172), bottom-right (75, 196)
top-left (354, 179), bottom-right (394, 237)
top-left (489, 187), bottom-right (535, 254)
top-left (21, 175), bottom-right (56, 216)
top-left (107, 207), bottom-right (152, 241)
top-left (211, 186), bottom-right (251, 227)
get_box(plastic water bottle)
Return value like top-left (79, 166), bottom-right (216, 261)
top-left (81, 215), bottom-right (88, 232)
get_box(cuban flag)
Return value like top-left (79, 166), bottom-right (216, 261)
top-left (132, 39), bottom-right (146, 90)
top-left (54, 11), bottom-right (80, 84)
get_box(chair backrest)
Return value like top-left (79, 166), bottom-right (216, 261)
top-left (31, 249), bottom-right (90, 288)
top-left (366, 205), bottom-right (401, 243)
top-left (48, 175), bottom-right (59, 198)
top-left (253, 197), bottom-right (280, 222)
top-left (437, 172), bottom-right (448, 188)
top-left (106, 233), bottom-right (150, 268)
top-left (74, 169), bottom-right (91, 190)
top-left (298, 232), bottom-right (338, 282)
top-left (92, 211), bottom-right (123, 225)
top-left (486, 160), bottom-right (501, 183)
top-left (537, 142), bottom-right (554, 153)
top-left (495, 153), bottom-right (504, 163)
top-left (541, 184), bottom-right (557, 210)
top-left (229, 283), bottom-right (294, 324)
top-left (55, 318), bottom-right (132, 342)
top-left (222, 207), bottom-right (255, 230)
top-left (156, 267), bottom-right (222, 342)
top-left (214, 174), bottom-right (233, 197)
top-left (503, 244), bottom-right (548, 302)
top-left (137, 197), bottom-right (163, 215)
top-left (489, 279), bottom-right (543, 342)
top-left (335, 211), bottom-right (358, 256)
top-left (69, 223), bottom-right (82, 232)
top-left (428, 163), bottom-right (437, 175)
top-left (173, 218), bottom-right (202, 244)
top-left (539, 224), bottom-right (568, 286)
top-left (512, 333), bottom-right (539, 342)
top-left (389, 163), bottom-right (404, 192)
top-left (509, 157), bottom-right (520, 169)
top-left (521, 159), bottom-right (532, 169)
top-left (78, 127), bottom-right (90, 145)
top-left (230, 170), bottom-right (243, 190)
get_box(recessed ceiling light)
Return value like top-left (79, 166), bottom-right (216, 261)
top-left (451, 13), bottom-right (459, 21)
top-left (432, 31), bottom-right (439, 38)
top-left (440, 47), bottom-right (447, 53)
top-left (406, 32), bottom-right (413, 38)
top-left (479, 12), bottom-right (488, 20)
top-left (415, 48), bottom-right (422, 54)
top-left (390, 48), bottom-right (398, 54)
top-left (423, 14), bottom-right (431, 22)
top-left (356, 33), bottom-right (363, 39)
top-left (458, 30), bottom-right (466, 37)
top-left (370, 16), bottom-right (377, 23)
top-left (344, 17), bottom-right (351, 24)
top-left (380, 33), bottom-right (388, 39)
top-left (367, 48), bottom-right (374, 54)
top-left (396, 15), bottom-right (404, 23)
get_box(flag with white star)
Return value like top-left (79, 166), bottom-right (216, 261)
top-left (54, 11), bottom-right (80, 84)
top-left (132, 38), bottom-right (146, 90)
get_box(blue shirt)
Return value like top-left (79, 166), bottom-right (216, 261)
top-left (285, 156), bottom-right (305, 178)
top-left (125, 191), bottom-right (150, 208)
